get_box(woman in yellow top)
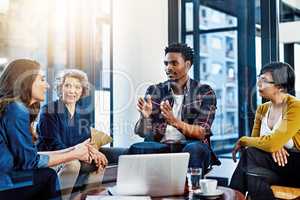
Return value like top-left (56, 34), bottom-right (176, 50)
top-left (229, 62), bottom-right (300, 200)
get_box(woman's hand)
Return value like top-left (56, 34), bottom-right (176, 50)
top-left (272, 148), bottom-right (289, 167)
top-left (88, 145), bottom-right (108, 172)
top-left (72, 140), bottom-right (90, 163)
top-left (232, 140), bottom-right (242, 163)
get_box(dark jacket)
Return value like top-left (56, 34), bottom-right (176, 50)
top-left (37, 99), bottom-right (91, 151)
top-left (135, 78), bottom-right (220, 165)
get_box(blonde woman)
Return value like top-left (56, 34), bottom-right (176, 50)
top-left (37, 69), bottom-right (107, 199)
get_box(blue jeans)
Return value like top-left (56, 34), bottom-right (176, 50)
top-left (129, 140), bottom-right (211, 171)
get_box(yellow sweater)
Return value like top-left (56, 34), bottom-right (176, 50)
top-left (239, 94), bottom-right (300, 152)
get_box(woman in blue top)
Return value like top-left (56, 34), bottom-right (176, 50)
top-left (37, 69), bottom-right (108, 199)
top-left (0, 59), bottom-right (91, 200)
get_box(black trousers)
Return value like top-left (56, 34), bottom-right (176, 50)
top-left (229, 147), bottom-right (300, 200)
top-left (0, 168), bottom-right (61, 200)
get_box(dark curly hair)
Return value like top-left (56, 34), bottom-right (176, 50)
top-left (260, 61), bottom-right (295, 96)
top-left (165, 43), bottom-right (194, 65)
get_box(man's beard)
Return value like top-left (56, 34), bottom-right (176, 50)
top-left (168, 79), bottom-right (180, 88)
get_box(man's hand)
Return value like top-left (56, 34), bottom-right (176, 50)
top-left (272, 148), bottom-right (289, 167)
top-left (160, 100), bottom-right (178, 126)
top-left (232, 140), bottom-right (242, 163)
top-left (137, 95), bottom-right (152, 118)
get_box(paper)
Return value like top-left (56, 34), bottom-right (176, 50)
top-left (86, 195), bottom-right (151, 200)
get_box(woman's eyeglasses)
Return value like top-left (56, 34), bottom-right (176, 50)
top-left (257, 75), bottom-right (275, 84)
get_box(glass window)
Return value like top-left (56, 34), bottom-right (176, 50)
top-left (186, 34), bottom-right (194, 79)
top-left (225, 36), bottom-right (234, 58)
top-left (96, 22), bottom-right (111, 89)
top-left (186, 27), bottom-right (238, 153)
top-left (256, 36), bottom-right (262, 105)
top-left (183, 0), bottom-right (264, 155)
top-left (211, 62), bottom-right (223, 75)
top-left (201, 59), bottom-right (207, 73)
top-left (98, 0), bottom-right (111, 15)
top-left (200, 34), bottom-right (208, 53)
top-left (226, 61), bottom-right (235, 80)
top-left (0, 0), bottom-right (9, 14)
top-left (199, 5), bottom-right (237, 30)
top-left (197, 30), bottom-right (238, 146)
top-left (211, 36), bottom-right (222, 49)
top-left (201, 8), bottom-right (207, 18)
top-left (212, 10), bottom-right (222, 24)
top-left (188, 64), bottom-right (194, 80)
top-left (186, 3), bottom-right (193, 31)
top-left (225, 112), bottom-right (237, 135)
top-left (200, 58), bottom-right (208, 80)
top-left (185, 34), bottom-right (194, 48)
top-left (226, 87), bottom-right (236, 107)
top-left (0, 0), bottom-right (112, 136)
top-left (200, 8), bottom-right (208, 27)
top-left (280, 0), bottom-right (300, 22)
top-left (215, 89), bottom-right (222, 100)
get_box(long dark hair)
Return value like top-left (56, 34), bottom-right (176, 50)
top-left (0, 59), bottom-right (42, 141)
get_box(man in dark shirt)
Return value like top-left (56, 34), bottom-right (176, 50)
top-left (131, 43), bottom-right (220, 173)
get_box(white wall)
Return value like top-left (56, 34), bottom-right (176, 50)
top-left (279, 21), bottom-right (300, 43)
top-left (113, 0), bottom-right (168, 147)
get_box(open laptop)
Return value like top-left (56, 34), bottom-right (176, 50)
top-left (108, 153), bottom-right (190, 197)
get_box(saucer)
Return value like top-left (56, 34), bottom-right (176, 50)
top-left (194, 189), bottom-right (224, 199)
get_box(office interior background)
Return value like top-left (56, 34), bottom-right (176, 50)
top-left (0, 0), bottom-right (300, 156)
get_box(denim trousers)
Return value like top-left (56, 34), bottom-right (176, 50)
top-left (129, 140), bottom-right (211, 171)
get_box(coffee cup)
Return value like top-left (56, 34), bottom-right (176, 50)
top-left (200, 179), bottom-right (217, 194)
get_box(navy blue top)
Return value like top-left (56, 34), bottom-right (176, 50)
top-left (0, 101), bottom-right (49, 189)
top-left (37, 99), bottom-right (92, 151)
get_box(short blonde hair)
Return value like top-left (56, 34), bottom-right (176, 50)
top-left (56, 69), bottom-right (90, 98)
